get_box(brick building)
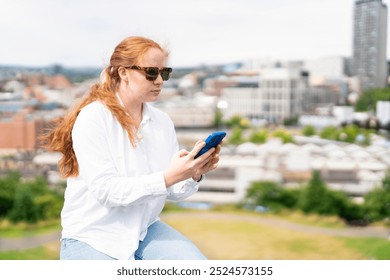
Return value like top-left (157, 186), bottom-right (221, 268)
top-left (0, 112), bottom-right (46, 151)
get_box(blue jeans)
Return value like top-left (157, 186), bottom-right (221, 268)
top-left (60, 221), bottom-right (207, 260)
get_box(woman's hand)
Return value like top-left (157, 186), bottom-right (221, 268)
top-left (163, 140), bottom-right (221, 187)
top-left (192, 140), bottom-right (221, 181)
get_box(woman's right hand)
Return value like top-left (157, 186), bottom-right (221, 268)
top-left (163, 140), bottom-right (215, 187)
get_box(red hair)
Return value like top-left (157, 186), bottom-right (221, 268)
top-left (41, 36), bottom-right (168, 178)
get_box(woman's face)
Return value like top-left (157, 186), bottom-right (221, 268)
top-left (119, 47), bottom-right (167, 106)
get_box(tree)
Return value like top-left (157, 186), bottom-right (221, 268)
top-left (364, 170), bottom-right (390, 222)
top-left (297, 171), bottom-right (366, 223)
top-left (331, 191), bottom-right (367, 225)
top-left (0, 172), bottom-right (64, 223)
top-left (8, 185), bottom-right (40, 223)
top-left (24, 176), bottom-right (63, 220)
top-left (298, 171), bottom-right (338, 215)
top-left (355, 88), bottom-right (390, 112)
top-left (0, 171), bottom-right (21, 216)
top-left (35, 194), bottom-right (63, 220)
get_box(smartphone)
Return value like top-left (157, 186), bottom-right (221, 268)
top-left (194, 131), bottom-right (226, 158)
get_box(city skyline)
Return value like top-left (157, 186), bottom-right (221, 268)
top-left (1, 0), bottom-right (385, 68)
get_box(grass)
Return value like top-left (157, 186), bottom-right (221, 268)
top-left (0, 241), bottom-right (59, 260)
top-left (0, 219), bottom-right (61, 260)
top-left (161, 213), bottom-right (367, 260)
top-left (0, 209), bottom-right (389, 260)
top-left (161, 209), bottom-right (390, 260)
top-left (218, 208), bottom-right (347, 229)
top-left (341, 237), bottom-right (390, 260)
top-left (264, 210), bottom-right (347, 229)
top-left (0, 219), bottom-right (61, 238)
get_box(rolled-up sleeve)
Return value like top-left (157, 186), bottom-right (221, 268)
top-left (165, 121), bottom-right (200, 201)
top-left (166, 178), bottom-right (200, 201)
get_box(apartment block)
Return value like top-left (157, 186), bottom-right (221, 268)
top-left (353, 0), bottom-right (388, 91)
top-left (220, 67), bottom-right (307, 124)
top-left (0, 113), bottom-right (46, 151)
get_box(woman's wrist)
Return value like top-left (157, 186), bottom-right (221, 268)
top-left (164, 170), bottom-right (181, 188)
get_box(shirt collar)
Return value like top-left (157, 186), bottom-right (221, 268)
top-left (141, 103), bottom-right (152, 123)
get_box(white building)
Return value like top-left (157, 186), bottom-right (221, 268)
top-left (377, 101), bottom-right (390, 126)
top-left (220, 67), bottom-right (307, 124)
top-left (260, 68), bottom-right (306, 123)
top-left (303, 56), bottom-right (351, 81)
top-left (153, 94), bottom-right (216, 128)
top-left (220, 87), bottom-right (262, 120)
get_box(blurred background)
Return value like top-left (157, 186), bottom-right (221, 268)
top-left (1, 0), bottom-right (390, 260)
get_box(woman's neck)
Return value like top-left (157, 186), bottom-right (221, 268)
top-left (116, 91), bottom-right (143, 126)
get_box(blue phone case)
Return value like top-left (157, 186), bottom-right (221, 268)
top-left (195, 131), bottom-right (226, 158)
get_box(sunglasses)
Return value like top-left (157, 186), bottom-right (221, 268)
top-left (126, 65), bottom-right (172, 81)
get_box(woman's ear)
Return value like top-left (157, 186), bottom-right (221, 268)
top-left (118, 67), bottom-right (128, 82)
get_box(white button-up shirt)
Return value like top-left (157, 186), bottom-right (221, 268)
top-left (61, 99), bottom-right (200, 260)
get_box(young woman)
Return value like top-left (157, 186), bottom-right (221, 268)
top-left (42, 36), bottom-right (221, 260)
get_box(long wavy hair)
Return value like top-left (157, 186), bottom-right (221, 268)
top-left (41, 36), bottom-right (168, 178)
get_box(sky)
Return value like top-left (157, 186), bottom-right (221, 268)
top-left (0, 0), bottom-right (387, 68)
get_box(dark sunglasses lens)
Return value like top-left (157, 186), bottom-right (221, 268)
top-left (145, 68), bottom-right (159, 81)
top-left (161, 69), bottom-right (171, 81)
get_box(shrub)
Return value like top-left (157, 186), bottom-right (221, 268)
top-left (320, 126), bottom-right (339, 141)
top-left (244, 181), bottom-right (299, 211)
top-left (228, 127), bottom-right (245, 145)
top-left (302, 125), bottom-right (316, 136)
top-left (7, 185), bottom-right (40, 223)
top-left (0, 171), bottom-right (21, 217)
top-left (364, 171), bottom-right (390, 222)
top-left (272, 129), bottom-right (294, 143)
top-left (249, 129), bottom-right (268, 144)
top-left (0, 172), bottom-right (64, 223)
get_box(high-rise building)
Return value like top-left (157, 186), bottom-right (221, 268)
top-left (353, 0), bottom-right (388, 92)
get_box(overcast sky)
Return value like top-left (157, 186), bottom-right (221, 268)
top-left (0, 0), bottom-right (387, 68)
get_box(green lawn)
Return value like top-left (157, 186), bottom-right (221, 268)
top-left (161, 211), bottom-right (390, 260)
top-left (341, 237), bottom-right (390, 260)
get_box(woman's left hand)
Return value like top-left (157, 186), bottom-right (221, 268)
top-left (192, 141), bottom-right (222, 181)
